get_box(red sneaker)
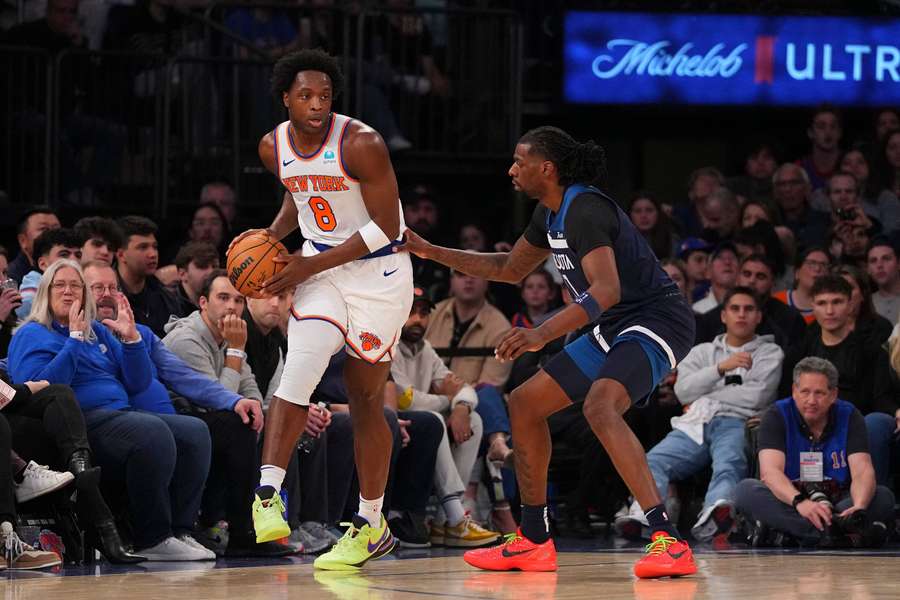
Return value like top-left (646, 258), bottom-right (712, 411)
top-left (633, 532), bottom-right (697, 579)
top-left (463, 530), bottom-right (557, 572)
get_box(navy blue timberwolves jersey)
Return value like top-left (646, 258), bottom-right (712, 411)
top-left (523, 184), bottom-right (679, 326)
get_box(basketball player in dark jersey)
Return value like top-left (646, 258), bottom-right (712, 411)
top-left (399, 127), bottom-right (697, 578)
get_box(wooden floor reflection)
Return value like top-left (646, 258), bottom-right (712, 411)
top-left (3, 551), bottom-right (900, 600)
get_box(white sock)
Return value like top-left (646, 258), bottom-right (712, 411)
top-left (259, 465), bottom-right (286, 491)
top-left (358, 494), bottom-right (384, 527)
top-left (442, 495), bottom-right (467, 527)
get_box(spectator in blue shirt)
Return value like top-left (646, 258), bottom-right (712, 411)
top-left (83, 261), bottom-right (286, 558)
top-left (7, 259), bottom-right (214, 562)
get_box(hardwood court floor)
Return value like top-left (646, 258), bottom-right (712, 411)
top-left (4, 547), bottom-right (900, 600)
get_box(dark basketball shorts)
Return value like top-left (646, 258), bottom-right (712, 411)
top-left (543, 293), bottom-right (696, 405)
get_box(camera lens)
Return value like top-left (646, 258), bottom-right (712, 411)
top-left (809, 491), bottom-right (833, 511)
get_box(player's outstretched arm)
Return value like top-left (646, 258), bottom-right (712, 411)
top-left (400, 229), bottom-right (549, 284)
top-left (495, 246), bottom-right (620, 361)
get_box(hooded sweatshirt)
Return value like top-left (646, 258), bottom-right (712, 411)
top-left (161, 311), bottom-right (262, 401)
top-left (672, 333), bottom-right (784, 444)
top-left (391, 338), bottom-right (479, 413)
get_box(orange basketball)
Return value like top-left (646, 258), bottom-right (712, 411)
top-left (226, 231), bottom-right (288, 299)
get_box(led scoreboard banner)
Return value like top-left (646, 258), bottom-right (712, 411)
top-left (564, 11), bottom-right (900, 106)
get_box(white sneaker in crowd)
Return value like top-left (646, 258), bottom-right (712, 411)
top-left (177, 534), bottom-right (217, 560)
top-left (14, 461), bottom-right (75, 503)
top-left (691, 499), bottom-right (734, 542)
top-left (613, 499), bottom-right (649, 540)
top-left (139, 536), bottom-right (215, 561)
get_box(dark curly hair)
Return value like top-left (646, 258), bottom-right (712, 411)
top-left (270, 48), bottom-right (345, 102)
top-left (518, 126), bottom-right (607, 188)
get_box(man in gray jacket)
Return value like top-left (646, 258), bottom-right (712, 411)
top-left (390, 285), bottom-right (500, 547)
top-left (162, 269), bottom-right (291, 557)
top-left (616, 286), bottom-right (784, 542)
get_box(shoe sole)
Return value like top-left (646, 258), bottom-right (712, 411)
top-left (314, 537), bottom-right (398, 571)
top-left (255, 521), bottom-right (291, 544)
top-left (397, 540), bottom-right (431, 549)
top-left (8, 559), bottom-right (62, 570)
top-left (463, 553), bottom-right (558, 572)
top-left (16, 474), bottom-right (75, 503)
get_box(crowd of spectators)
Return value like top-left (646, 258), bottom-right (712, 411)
top-left (2, 102), bottom-right (899, 567)
top-left (1, 0), bottom-right (900, 572)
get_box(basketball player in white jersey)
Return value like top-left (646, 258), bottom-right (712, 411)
top-left (230, 49), bottom-right (413, 570)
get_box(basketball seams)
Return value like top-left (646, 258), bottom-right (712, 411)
top-left (228, 233), bottom-right (287, 297)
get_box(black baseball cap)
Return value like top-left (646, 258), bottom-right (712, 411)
top-left (412, 284), bottom-right (435, 309)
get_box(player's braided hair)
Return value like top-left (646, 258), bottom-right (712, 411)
top-left (270, 48), bottom-right (345, 102)
top-left (519, 126), bottom-right (607, 188)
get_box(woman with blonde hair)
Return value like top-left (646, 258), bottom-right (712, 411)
top-left (7, 260), bottom-right (213, 562)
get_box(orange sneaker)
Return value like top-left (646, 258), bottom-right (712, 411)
top-left (463, 530), bottom-right (557, 572)
top-left (633, 532), bottom-right (697, 579)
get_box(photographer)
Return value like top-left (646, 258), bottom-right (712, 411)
top-left (735, 357), bottom-right (894, 548)
top-left (615, 287), bottom-right (783, 541)
top-left (826, 171), bottom-right (879, 269)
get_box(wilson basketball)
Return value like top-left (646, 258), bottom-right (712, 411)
top-left (226, 231), bottom-right (287, 299)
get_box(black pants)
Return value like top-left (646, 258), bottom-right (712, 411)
top-left (298, 411), bottom-right (356, 524)
top-left (5, 384), bottom-right (91, 466)
top-left (0, 413), bottom-right (15, 523)
top-left (735, 478), bottom-right (896, 545)
top-left (387, 410), bottom-right (443, 513)
top-left (195, 410), bottom-right (259, 543)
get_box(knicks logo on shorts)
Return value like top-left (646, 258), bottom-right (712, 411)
top-left (359, 331), bottom-right (382, 352)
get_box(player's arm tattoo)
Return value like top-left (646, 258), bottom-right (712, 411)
top-left (427, 236), bottom-right (549, 284)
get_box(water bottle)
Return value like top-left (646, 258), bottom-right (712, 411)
top-left (298, 402), bottom-right (328, 454)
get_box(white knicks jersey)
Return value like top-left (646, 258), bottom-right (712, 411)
top-left (273, 113), bottom-right (404, 248)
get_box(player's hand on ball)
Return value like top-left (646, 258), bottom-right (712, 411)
top-left (220, 314), bottom-right (248, 350)
top-left (227, 228), bottom-right (272, 257)
top-left (263, 253), bottom-right (315, 294)
top-left (495, 327), bottom-right (547, 362)
top-left (394, 229), bottom-right (431, 258)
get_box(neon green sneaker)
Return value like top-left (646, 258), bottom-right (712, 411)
top-left (313, 515), bottom-right (397, 571)
top-left (252, 487), bottom-right (291, 543)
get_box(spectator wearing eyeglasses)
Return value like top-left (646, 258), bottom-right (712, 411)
top-left (16, 228), bottom-right (83, 320)
top-left (772, 247), bottom-right (832, 325)
top-left (7, 259), bottom-right (214, 561)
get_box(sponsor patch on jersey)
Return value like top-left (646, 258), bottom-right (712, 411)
top-left (359, 331), bottom-right (382, 352)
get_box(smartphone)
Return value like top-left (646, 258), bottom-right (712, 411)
top-left (836, 207), bottom-right (856, 221)
top-left (0, 279), bottom-right (18, 291)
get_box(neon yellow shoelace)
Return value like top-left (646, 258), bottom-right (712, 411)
top-left (644, 535), bottom-right (677, 556)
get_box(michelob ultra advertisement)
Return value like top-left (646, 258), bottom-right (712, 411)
top-left (564, 11), bottom-right (900, 106)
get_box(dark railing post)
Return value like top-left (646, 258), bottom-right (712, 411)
top-left (43, 50), bottom-right (54, 206)
top-left (160, 56), bottom-right (176, 220)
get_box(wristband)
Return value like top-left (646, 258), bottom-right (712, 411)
top-left (69, 331), bottom-right (84, 341)
top-left (791, 491), bottom-right (808, 508)
top-left (358, 220), bottom-right (391, 253)
top-left (121, 334), bottom-right (142, 345)
top-left (573, 291), bottom-right (604, 322)
top-left (226, 348), bottom-right (247, 360)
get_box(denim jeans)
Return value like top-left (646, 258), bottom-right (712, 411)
top-left (646, 415), bottom-right (747, 510)
top-left (863, 412), bottom-right (895, 486)
top-left (83, 409), bottom-right (211, 548)
top-left (475, 385), bottom-right (510, 437)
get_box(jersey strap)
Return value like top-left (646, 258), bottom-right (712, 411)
top-left (547, 184), bottom-right (602, 231)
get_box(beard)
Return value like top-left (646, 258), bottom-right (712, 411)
top-left (401, 325), bottom-right (425, 344)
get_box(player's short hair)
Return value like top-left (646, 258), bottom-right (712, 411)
top-left (73, 216), bottom-right (124, 252)
top-left (740, 253), bottom-right (775, 275)
top-left (518, 126), bottom-right (607, 188)
top-left (270, 48), bottom-right (344, 101)
top-left (867, 236), bottom-right (897, 259)
top-left (810, 273), bottom-right (851, 299)
top-left (117, 216), bottom-right (158, 248)
top-left (721, 285), bottom-right (760, 310)
top-left (33, 228), bottom-right (83, 261)
top-left (17, 206), bottom-right (59, 235)
top-left (175, 241), bottom-right (220, 271)
top-left (199, 268), bottom-right (230, 300)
